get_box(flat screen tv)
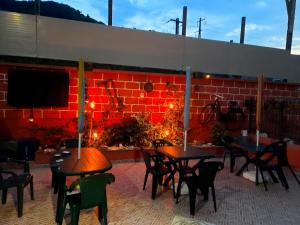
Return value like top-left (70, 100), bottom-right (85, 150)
top-left (7, 68), bottom-right (69, 107)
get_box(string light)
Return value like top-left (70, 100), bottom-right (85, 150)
top-left (90, 101), bottom-right (95, 110)
top-left (169, 103), bottom-right (174, 109)
top-left (205, 74), bottom-right (211, 79)
top-left (93, 132), bottom-right (98, 139)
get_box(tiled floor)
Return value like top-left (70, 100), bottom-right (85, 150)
top-left (1, 159), bottom-right (300, 225)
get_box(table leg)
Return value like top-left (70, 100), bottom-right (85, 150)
top-left (236, 160), bottom-right (249, 176)
top-left (55, 175), bottom-right (66, 224)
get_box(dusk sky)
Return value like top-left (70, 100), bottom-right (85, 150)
top-left (53, 0), bottom-right (299, 54)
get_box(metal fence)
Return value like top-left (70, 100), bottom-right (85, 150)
top-left (261, 98), bottom-right (300, 144)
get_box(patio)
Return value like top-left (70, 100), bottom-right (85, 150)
top-left (1, 159), bottom-right (300, 225)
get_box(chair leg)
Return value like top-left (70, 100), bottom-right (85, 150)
top-left (186, 181), bottom-right (197, 216)
top-left (230, 155), bottom-right (235, 173)
top-left (2, 189), bottom-right (7, 204)
top-left (276, 167), bottom-right (289, 189)
top-left (17, 185), bottom-right (24, 217)
top-left (70, 205), bottom-right (80, 225)
top-left (176, 175), bottom-right (184, 203)
top-left (258, 166), bottom-right (268, 191)
top-left (143, 171), bottom-right (149, 190)
top-left (267, 169), bottom-right (279, 183)
top-left (223, 151), bottom-right (227, 164)
top-left (288, 165), bottom-right (300, 185)
top-left (211, 185), bottom-right (217, 212)
top-left (151, 174), bottom-right (158, 200)
top-left (30, 176), bottom-right (34, 200)
top-left (99, 203), bottom-right (108, 225)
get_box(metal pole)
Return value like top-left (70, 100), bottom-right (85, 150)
top-left (182, 6), bottom-right (187, 36)
top-left (285, 0), bottom-right (296, 53)
top-left (240, 16), bottom-right (246, 44)
top-left (175, 18), bottom-right (179, 35)
top-left (108, 0), bottom-right (113, 26)
top-left (198, 18), bottom-right (205, 38)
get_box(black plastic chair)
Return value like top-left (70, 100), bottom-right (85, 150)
top-left (221, 136), bottom-right (248, 173)
top-left (0, 156), bottom-right (34, 217)
top-left (61, 173), bottom-right (115, 225)
top-left (141, 148), bottom-right (176, 199)
top-left (184, 161), bottom-right (223, 215)
top-left (262, 141), bottom-right (300, 190)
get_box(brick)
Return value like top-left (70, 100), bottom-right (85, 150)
top-left (87, 87), bottom-right (100, 96)
top-left (118, 89), bottom-right (132, 97)
top-left (191, 100), bottom-right (205, 107)
top-left (211, 79), bottom-right (224, 86)
top-left (132, 74), bottom-right (147, 82)
top-left (161, 75), bottom-right (175, 84)
top-left (69, 78), bottom-right (78, 87)
top-left (223, 80), bottom-right (235, 87)
top-left (190, 92), bottom-right (198, 99)
top-left (240, 88), bottom-right (250, 95)
top-left (205, 86), bottom-right (217, 93)
top-left (43, 110), bottom-right (60, 118)
top-left (69, 103), bottom-right (78, 110)
top-left (154, 83), bottom-right (167, 91)
top-left (68, 94), bottom-right (77, 103)
top-left (132, 105), bottom-right (145, 112)
top-left (60, 110), bottom-right (77, 119)
top-left (69, 86), bottom-right (77, 95)
top-left (198, 93), bottom-right (210, 100)
top-left (193, 85), bottom-right (205, 92)
top-left (145, 105), bottom-right (159, 112)
top-left (229, 88), bottom-right (240, 94)
top-left (153, 98), bottom-right (165, 105)
top-left (159, 105), bottom-right (167, 112)
top-left (132, 90), bottom-right (143, 97)
top-left (174, 76), bottom-right (186, 84)
top-left (125, 97), bottom-right (139, 104)
top-left (0, 92), bottom-right (4, 101)
top-left (103, 72), bottom-right (118, 80)
top-left (5, 109), bottom-right (23, 119)
top-left (139, 97), bottom-right (153, 105)
top-left (193, 79), bottom-right (212, 86)
top-left (119, 72), bottom-right (133, 81)
top-left (233, 95), bottom-right (245, 101)
top-left (145, 91), bottom-right (159, 98)
top-left (235, 80), bottom-right (246, 88)
top-left (216, 87), bottom-right (228, 94)
top-left (126, 82), bottom-right (140, 89)
top-left (113, 81), bottom-right (125, 88)
top-left (0, 83), bottom-right (7, 91)
top-left (151, 113), bottom-right (164, 122)
top-left (147, 74), bottom-right (161, 83)
top-left (246, 82), bottom-right (257, 88)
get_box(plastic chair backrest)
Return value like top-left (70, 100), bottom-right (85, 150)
top-left (71, 173), bottom-right (115, 210)
top-left (141, 149), bottom-right (153, 170)
top-left (265, 141), bottom-right (288, 166)
top-left (63, 139), bottom-right (79, 148)
top-left (152, 139), bottom-right (173, 149)
top-left (220, 136), bottom-right (234, 149)
top-left (197, 161), bottom-right (224, 185)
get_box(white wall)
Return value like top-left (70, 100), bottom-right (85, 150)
top-left (1, 11), bottom-right (300, 82)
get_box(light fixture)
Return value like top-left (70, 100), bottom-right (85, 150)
top-left (90, 101), bottom-right (95, 110)
top-left (28, 109), bottom-right (34, 123)
top-left (93, 132), bottom-right (98, 139)
top-left (205, 74), bottom-right (211, 79)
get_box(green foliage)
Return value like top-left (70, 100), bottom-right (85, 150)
top-left (210, 122), bottom-right (227, 146)
top-left (99, 116), bottom-right (148, 147)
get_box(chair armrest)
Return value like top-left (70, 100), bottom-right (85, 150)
top-left (0, 168), bottom-right (19, 179)
top-left (5, 157), bottom-right (30, 173)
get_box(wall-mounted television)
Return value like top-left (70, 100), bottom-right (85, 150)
top-left (7, 68), bottom-right (69, 107)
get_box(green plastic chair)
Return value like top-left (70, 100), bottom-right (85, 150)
top-left (65, 173), bottom-right (115, 225)
top-left (0, 157), bottom-right (34, 217)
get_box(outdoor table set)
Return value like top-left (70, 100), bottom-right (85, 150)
top-left (50, 147), bottom-right (112, 225)
top-left (233, 136), bottom-right (300, 191)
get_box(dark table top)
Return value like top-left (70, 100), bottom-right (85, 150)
top-left (158, 145), bottom-right (215, 160)
top-left (55, 147), bottom-right (112, 176)
top-left (234, 136), bottom-right (267, 152)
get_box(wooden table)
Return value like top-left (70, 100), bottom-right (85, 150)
top-left (158, 145), bottom-right (215, 203)
top-left (53, 147), bottom-right (112, 224)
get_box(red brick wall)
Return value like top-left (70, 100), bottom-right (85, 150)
top-left (0, 65), bottom-right (299, 144)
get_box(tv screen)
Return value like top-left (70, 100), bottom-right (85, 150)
top-left (7, 68), bottom-right (69, 107)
